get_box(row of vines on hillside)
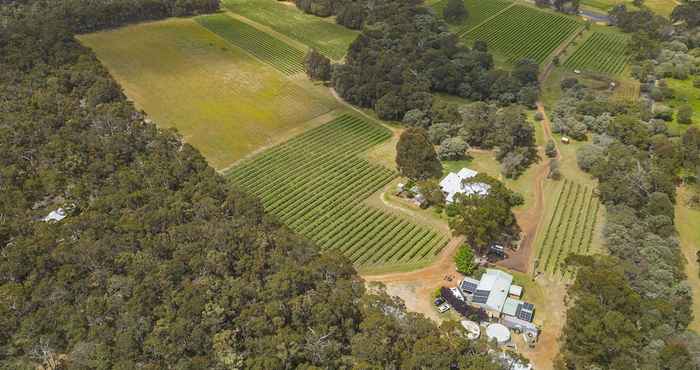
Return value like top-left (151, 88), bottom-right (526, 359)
top-left (227, 115), bottom-right (449, 267)
top-left (535, 179), bottom-right (601, 280)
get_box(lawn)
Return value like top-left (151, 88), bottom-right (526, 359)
top-left (221, 0), bottom-right (358, 60)
top-left (78, 18), bottom-right (336, 170)
top-left (663, 78), bottom-right (700, 135)
top-left (463, 4), bottom-right (582, 64)
top-left (226, 114), bottom-right (449, 269)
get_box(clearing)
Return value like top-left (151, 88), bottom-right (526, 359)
top-left (677, 187), bottom-right (700, 333)
top-left (663, 78), bottom-right (700, 135)
top-left (226, 114), bottom-right (450, 270)
top-left (222, 0), bottom-right (359, 60)
top-left (78, 17), bottom-right (336, 170)
top-left (580, 0), bottom-right (676, 17)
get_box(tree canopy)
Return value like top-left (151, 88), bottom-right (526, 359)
top-left (0, 2), bottom-right (501, 368)
top-left (396, 128), bottom-right (443, 180)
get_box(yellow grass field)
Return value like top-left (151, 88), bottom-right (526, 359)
top-left (677, 188), bottom-right (700, 333)
top-left (78, 18), bottom-right (337, 170)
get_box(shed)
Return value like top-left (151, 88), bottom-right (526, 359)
top-left (509, 284), bottom-right (523, 298)
top-left (502, 297), bottom-right (523, 317)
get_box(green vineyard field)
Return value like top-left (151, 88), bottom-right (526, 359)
top-left (535, 180), bottom-right (600, 279)
top-left (431, 0), bottom-right (513, 37)
top-left (196, 14), bottom-right (305, 75)
top-left (222, 0), bottom-right (358, 60)
top-left (563, 32), bottom-right (630, 75)
top-left (226, 114), bottom-right (449, 268)
top-left (463, 5), bottom-right (581, 64)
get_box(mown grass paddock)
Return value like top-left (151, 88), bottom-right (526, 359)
top-left (78, 18), bottom-right (336, 169)
top-left (222, 0), bottom-right (358, 60)
top-left (463, 5), bottom-right (582, 64)
top-left (534, 179), bottom-right (601, 280)
top-left (196, 13), bottom-right (306, 75)
top-left (227, 114), bottom-right (449, 268)
top-left (563, 32), bottom-right (630, 75)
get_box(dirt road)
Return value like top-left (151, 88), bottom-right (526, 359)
top-left (363, 236), bottom-right (465, 322)
top-left (495, 103), bottom-right (556, 273)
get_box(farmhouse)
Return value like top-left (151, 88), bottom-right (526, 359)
top-left (439, 168), bottom-right (490, 203)
top-left (459, 269), bottom-right (534, 324)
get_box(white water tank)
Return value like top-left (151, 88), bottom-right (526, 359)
top-left (486, 323), bottom-right (511, 345)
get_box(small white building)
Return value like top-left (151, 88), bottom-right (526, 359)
top-left (43, 208), bottom-right (67, 223)
top-left (439, 168), bottom-right (490, 203)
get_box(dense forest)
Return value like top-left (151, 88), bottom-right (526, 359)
top-left (331, 0), bottom-right (539, 121)
top-left (556, 79), bottom-right (700, 369)
top-left (0, 1), bottom-right (503, 368)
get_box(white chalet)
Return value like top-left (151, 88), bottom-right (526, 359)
top-left (439, 168), bottom-right (490, 203)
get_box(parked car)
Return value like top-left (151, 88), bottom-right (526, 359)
top-left (434, 297), bottom-right (446, 306)
top-left (438, 303), bottom-right (451, 313)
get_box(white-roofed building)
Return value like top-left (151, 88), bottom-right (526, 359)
top-left (463, 269), bottom-right (536, 322)
top-left (439, 168), bottom-right (489, 203)
top-left (43, 208), bottom-right (66, 223)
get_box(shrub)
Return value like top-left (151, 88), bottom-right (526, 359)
top-left (534, 111), bottom-right (544, 121)
top-left (455, 244), bottom-right (477, 275)
top-left (545, 139), bottom-right (557, 158)
top-left (576, 144), bottom-right (604, 172)
top-left (678, 104), bottom-right (693, 124)
top-left (654, 104), bottom-right (674, 121)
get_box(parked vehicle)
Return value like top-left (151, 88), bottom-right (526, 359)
top-left (434, 297), bottom-right (446, 306)
top-left (438, 303), bottom-right (451, 313)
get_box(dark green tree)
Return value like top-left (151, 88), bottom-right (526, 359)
top-left (396, 128), bottom-right (443, 180)
top-left (443, 0), bottom-right (468, 23)
top-left (448, 174), bottom-right (522, 252)
top-left (304, 49), bottom-right (332, 81)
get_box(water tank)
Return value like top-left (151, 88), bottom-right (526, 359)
top-left (486, 323), bottom-right (511, 345)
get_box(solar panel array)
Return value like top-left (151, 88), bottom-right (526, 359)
top-left (473, 290), bottom-right (490, 304)
top-left (461, 281), bottom-right (478, 294)
top-left (516, 302), bottom-right (535, 322)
